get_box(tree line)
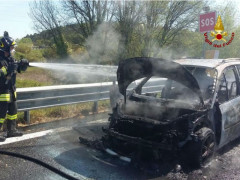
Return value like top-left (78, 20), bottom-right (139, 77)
top-left (15, 0), bottom-right (240, 64)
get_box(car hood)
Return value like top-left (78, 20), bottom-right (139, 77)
top-left (117, 57), bottom-right (203, 104)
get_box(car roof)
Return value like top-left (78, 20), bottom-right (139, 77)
top-left (175, 58), bottom-right (240, 69)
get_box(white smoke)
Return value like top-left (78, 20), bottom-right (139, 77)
top-left (147, 42), bottom-right (190, 60)
top-left (73, 23), bottom-right (122, 65)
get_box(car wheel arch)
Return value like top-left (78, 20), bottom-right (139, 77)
top-left (181, 127), bottom-right (216, 168)
top-left (193, 117), bottom-right (214, 134)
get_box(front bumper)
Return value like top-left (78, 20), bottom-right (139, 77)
top-left (103, 128), bottom-right (174, 151)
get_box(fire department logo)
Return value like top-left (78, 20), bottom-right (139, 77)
top-left (211, 16), bottom-right (227, 42)
top-left (204, 15), bottom-right (234, 48)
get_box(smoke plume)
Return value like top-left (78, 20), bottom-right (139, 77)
top-left (73, 23), bottom-right (122, 65)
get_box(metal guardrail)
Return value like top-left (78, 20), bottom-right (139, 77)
top-left (17, 79), bottom-right (165, 123)
top-left (17, 82), bottom-right (112, 111)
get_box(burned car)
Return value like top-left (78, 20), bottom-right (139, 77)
top-left (103, 57), bottom-right (240, 167)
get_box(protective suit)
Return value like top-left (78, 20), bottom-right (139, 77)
top-left (0, 32), bottom-right (28, 142)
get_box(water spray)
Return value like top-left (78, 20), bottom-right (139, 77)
top-left (29, 62), bottom-right (118, 77)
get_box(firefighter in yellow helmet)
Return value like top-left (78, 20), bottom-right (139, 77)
top-left (0, 31), bottom-right (28, 141)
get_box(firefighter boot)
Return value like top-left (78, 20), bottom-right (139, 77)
top-left (6, 120), bottom-right (23, 137)
top-left (0, 123), bottom-right (6, 142)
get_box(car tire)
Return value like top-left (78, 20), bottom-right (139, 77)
top-left (182, 127), bottom-right (215, 168)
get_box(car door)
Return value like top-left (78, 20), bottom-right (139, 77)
top-left (218, 66), bottom-right (240, 147)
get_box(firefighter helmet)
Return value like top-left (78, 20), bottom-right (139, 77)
top-left (0, 32), bottom-right (16, 53)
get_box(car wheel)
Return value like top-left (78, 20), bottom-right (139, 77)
top-left (183, 127), bottom-right (215, 168)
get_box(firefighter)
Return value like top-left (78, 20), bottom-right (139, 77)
top-left (0, 32), bottom-right (28, 142)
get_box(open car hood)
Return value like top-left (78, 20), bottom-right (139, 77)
top-left (117, 57), bottom-right (203, 104)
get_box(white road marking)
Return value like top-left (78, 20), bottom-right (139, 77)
top-left (0, 127), bottom-right (71, 146)
top-left (0, 119), bottom-right (107, 146)
top-left (85, 119), bottom-right (108, 125)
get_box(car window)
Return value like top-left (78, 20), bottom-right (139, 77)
top-left (186, 67), bottom-right (216, 100)
top-left (140, 76), bottom-right (200, 105)
top-left (217, 67), bottom-right (237, 103)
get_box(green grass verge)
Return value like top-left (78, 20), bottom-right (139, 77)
top-left (18, 100), bottom-right (111, 125)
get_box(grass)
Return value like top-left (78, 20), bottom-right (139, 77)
top-left (17, 67), bottom-right (55, 87)
top-left (18, 100), bottom-right (110, 125)
top-left (16, 67), bottom-right (111, 125)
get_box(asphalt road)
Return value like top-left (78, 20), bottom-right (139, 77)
top-left (0, 114), bottom-right (144, 180)
top-left (1, 113), bottom-right (240, 180)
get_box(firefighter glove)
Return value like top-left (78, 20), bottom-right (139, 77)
top-left (17, 59), bottom-right (29, 73)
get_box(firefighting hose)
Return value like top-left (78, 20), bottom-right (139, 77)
top-left (0, 150), bottom-right (79, 180)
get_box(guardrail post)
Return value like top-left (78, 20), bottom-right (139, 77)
top-left (92, 101), bottom-right (98, 113)
top-left (24, 111), bottom-right (30, 124)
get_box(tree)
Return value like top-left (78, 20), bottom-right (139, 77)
top-left (140, 1), bottom-right (168, 56)
top-left (113, 1), bottom-right (204, 59)
top-left (29, 0), bottom-right (68, 59)
top-left (61, 0), bottom-right (117, 63)
top-left (158, 2), bottom-right (203, 46)
top-left (114, 1), bottom-right (144, 60)
top-left (61, 0), bottom-right (113, 39)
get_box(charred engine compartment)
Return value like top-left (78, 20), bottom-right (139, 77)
top-left (109, 113), bottom-right (190, 144)
top-left (103, 98), bottom-right (203, 158)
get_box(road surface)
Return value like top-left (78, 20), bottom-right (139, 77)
top-left (0, 113), bottom-right (240, 180)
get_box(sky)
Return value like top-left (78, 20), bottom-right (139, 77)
top-left (0, 0), bottom-right (35, 40)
